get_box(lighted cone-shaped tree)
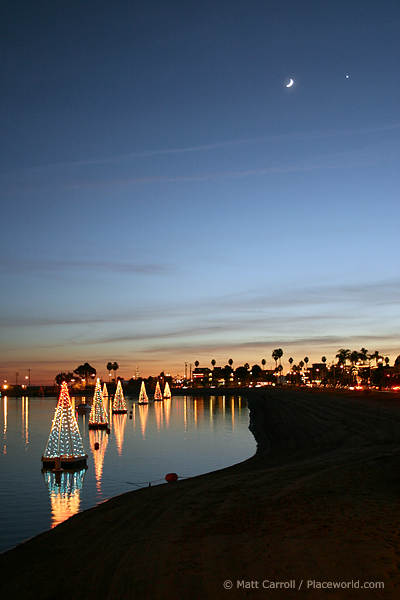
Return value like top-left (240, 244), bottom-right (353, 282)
top-left (154, 381), bottom-right (163, 401)
top-left (112, 380), bottom-right (127, 413)
top-left (101, 382), bottom-right (109, 410)
top-left (42, 381), bottom-right (87, 469)
top-left (163, 381), bottom-right (171, 399)
top-left (138, 381), bottom-right (148, 404)
top-left (89, 379), bottom-right (109, 429)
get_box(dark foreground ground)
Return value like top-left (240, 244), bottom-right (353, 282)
top-left (1, 387), bottom-right (400, 599)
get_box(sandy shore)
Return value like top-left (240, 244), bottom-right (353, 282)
top-left (1, 387), bottom-right (400, 599)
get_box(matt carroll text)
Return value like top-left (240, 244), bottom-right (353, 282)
top-left (228, 580), bottom-right (300, 590)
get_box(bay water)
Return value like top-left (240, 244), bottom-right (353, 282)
top-left (0, 393), bottom-right (255, 553)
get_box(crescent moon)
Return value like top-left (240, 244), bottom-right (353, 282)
top-left (286, 79), bottom-right (294, 88)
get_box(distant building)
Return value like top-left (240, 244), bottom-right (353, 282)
top-left (310, 363), bottom-right (328, 383)
top-left (192, 367), bottom-right (212, 387)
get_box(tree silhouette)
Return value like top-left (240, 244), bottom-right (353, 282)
top-left (74, 362), bottom-right (96, 383)
top-left (335, 349), bottom-right (351, 366)
top-left (368, 350), bottom-right (382, 366)
top-left (55, 372), bottom-right (74, 385)
top-left (112, 362), bottom-right (119, 381)
top-left (222, 365), bottom-right (233, 386)
top-left (106, 362), bottom-right (113, 380)
top-left (235, 365), bottom-right (249, 384)
top-left (350, 351), bottom-right (360, 365)
top-left (272, 349), bottom-right (283, 370)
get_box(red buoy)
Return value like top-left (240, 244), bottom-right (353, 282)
top-left (165, 472), bottom-right (178, 483)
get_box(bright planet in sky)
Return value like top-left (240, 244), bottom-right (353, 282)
top-left (286, 78), bottom-right (294, 87)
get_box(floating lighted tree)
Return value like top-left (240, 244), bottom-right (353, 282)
top-left (163, 381), bottom-right (172, 400)
top-left (154, 381), bottom-right (163, 401)
top-left (89, 379), bottom-right (109, 429)
top-left (42, 381), bottom-right (87, 469)
top-left (102, 382), bottom-right (109, 406)
top-left (112, 380), bottom-right (127, 413)
top-left (138, 381), bottom-right (148, 404)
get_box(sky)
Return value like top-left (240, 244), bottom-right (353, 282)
top-left (0, 0), bottom-right (399, 384)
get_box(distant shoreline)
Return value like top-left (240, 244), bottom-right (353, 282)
top-left (4, 383), bottom-right (399, 399)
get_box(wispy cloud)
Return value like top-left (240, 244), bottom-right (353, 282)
top-left (0, 257), bottom-right (171, 276)
top-left (1, 124), bottom-right (399, 195)
top-left (1, 277), bottom-right (398, 331)
top-left (112, 332), bottom-right (400, 363)
top-left (5, 122), bottom-right (400, 173)
top-left (103, 139), bottom-right (400, 186)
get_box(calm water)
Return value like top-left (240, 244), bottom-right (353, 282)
top-left (0, 394), bottom-right (255, 553)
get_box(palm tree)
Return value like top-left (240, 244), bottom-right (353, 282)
top-left (359, 348), bottom-right (368, 364)
top-left (106, 362), bottom-right (113, 381)
top-left (112, 362), bottom-right (119, 381)
top-left (335, 349), bottom-right (351, 385)
top-left (321, 356), bottom-right (327, 364)
top-left (304, 356), bottom-right (309, 370)
top-left (272, 348), bottom-right (283, 370)
top-left (211, 359), bottom-right (216, 368)
top-left (293, 364), bottom-right (301, 384)
top-left (369, 351), bottom-right (382, 366)
top-left (288, 357), bottom-right (293, 367)
top-left (335, 349), bottom-right (351, 366)
top-left (261, 358), bottom-right (266, 370)
top-left (350, 351), bottom-right (360, 365)
top-left (385, 357), bottom-right (390, 367)
top-left (194, 360), bottom-right (199, 368)
top-left (228, 358), bottom-right (233, 368)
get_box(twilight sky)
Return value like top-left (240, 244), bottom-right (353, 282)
top-left (1, 0), bottom-right (399, 384)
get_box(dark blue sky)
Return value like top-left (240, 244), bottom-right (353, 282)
top-left (1, 0), bottom-right (399, 383)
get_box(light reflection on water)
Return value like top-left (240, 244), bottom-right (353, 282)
top-left (0, 393), bottom-right (255, 553)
